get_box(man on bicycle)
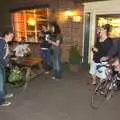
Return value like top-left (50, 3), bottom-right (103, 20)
top-left (89, 24), bottom-right (113, 85)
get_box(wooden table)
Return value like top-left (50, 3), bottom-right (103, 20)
top-left (10, 57), bottom-right (43, 90)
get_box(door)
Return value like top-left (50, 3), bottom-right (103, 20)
top-left (83, 12), bottom-right (91, 69)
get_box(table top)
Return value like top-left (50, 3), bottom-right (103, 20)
top-left (10, 57), bottom-right (43, 67)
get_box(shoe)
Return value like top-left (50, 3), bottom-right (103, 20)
top-left (0, 101), bottom-right (11, 107)
top-left (5, 93), bottom-right (14, 99)
top-left (45, 71), bottom-right (50, 74)
top-left (52, 76), bottom-right (60, 81)
top-left (52, 76), bottom-right (56, 80)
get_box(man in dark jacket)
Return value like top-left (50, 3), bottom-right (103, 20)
top-left (0, 30), bottom-right (14, 106)
top-left (89, 24), bottom-right (113, 84)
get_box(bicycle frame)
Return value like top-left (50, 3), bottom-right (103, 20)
top-left (90, 62), bottom-right (117, 109)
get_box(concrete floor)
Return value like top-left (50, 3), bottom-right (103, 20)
top-left (0, 69), bottom-right (120, 120)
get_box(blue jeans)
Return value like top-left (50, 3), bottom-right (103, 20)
top-left (40, 49), bottom-right (51, 66)
top-left (40, 49), bottom-right (52, 71)
top-left (51, 49), bottom-right (62, 79)
top-left (0, 64), bottom-right (5, 104)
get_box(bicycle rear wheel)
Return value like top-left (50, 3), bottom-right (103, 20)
top-left (105, 81), bottom-right (115, 101)
top-left (90, 80), bottom-right (110, 109)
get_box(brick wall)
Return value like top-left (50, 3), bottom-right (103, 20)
top-left (1, 0), bottom-right (84, 63)
top-left (53, 0), bottom-right (84, 62)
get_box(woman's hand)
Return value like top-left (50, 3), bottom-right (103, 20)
top-left (100, 57), bottom-right (109, 62)
top-left (91, 47), bottom-right (98, 52)
top-left (47, 40), bottom-right (60, 46)
top-left (112, 59), bottom-right (120, 71)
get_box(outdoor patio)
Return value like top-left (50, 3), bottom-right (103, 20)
top-left (1, 68), bottom-right (120, 120)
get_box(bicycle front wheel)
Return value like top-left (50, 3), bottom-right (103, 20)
top-left (90, 80), bottom-right (109, 109)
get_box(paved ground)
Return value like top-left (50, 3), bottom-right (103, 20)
top-left (0, 68), bottom-right (120, 120)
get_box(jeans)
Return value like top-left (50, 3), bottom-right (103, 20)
top-left (0, 64), bottom-right (5, 104)
top-left (40, 49), bottom-right (52, 71)
top-left (41, 49), bottom-right (51, 66)
top-left (51, 48), bottom-right (62, 79)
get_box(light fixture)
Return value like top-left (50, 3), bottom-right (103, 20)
top-left (27, 18), bottom-right (36, 26)
top-left (73, 16), bottom-right (82, 22)
top-left (65, 10), bottom-right (73, 17)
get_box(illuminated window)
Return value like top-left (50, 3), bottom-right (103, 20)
top-left (97, 15), bottom-right (120, 38)
top-left (11, 8), bottom-right (49, 42)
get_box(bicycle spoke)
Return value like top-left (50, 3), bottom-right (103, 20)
top-left (90, 80), bottom-right (108, 109)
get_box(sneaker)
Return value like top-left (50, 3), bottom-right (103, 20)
top-left (52, 76), bottom-right (60, 81)
top-left (45, 71), bottom-right (50, 74)
top-left (5, 93), bottom-right (14, 99)
top-left (0, 101), bottom-right (11, 107)
top-left (52, 76), bottom-right (56, 80)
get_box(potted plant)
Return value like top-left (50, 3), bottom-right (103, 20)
top-left (69, 45), bottom-right (83, 72)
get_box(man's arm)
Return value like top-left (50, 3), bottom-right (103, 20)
top-left (100, 39), bottom-right (113, 62)
top-left (107, 39), bottom-right (117, 59)
top-left (47, 34), bottom-right (61, 47)
top-left (0, 40), bottom-right (6, 60)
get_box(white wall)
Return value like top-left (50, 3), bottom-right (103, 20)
top-left (84, 0), bottom-right (120, 13)
top-left (83, 0), bottom-right (120, 63)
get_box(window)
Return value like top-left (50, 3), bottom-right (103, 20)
top-left (12, 8), bottom-right (49, 42)
top-left (96, 14), bottom-right (120, 38)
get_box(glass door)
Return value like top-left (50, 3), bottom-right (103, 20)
top-left (83, 12), bottom-right (91, 69)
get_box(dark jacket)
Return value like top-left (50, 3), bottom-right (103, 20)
top-left (112, 39), bottom-right (120, 58)
top-left (93, 37), bottom-right (113, 63)
top-left (0, 39), bottom-right (7, 66)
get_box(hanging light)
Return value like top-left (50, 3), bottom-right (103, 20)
top-left (27, 18), bottom-right (36, 26)
top-left (65, 10), bottom-right (73, 17)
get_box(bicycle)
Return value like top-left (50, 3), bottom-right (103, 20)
top-left (90, 61), bottom-right (118, 109)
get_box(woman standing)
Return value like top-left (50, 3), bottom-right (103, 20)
top-left (47, 22), bottom-right (63, 80)
top-left (39, 25), bottom-right (51, 74)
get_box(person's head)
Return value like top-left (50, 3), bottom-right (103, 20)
top-left (99, 24), bottom-right (112, 38)
top-left (49, 22), bottom-right (61, 34)
top-left (0, 30), bottom-right (14, 42)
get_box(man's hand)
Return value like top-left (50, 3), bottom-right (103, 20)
top-left (100, 57), bottom-right (109, 62)
top-left (112, 59), bottom-right (120, 71)
top-left (91, 47), bottom-right (98, 52)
